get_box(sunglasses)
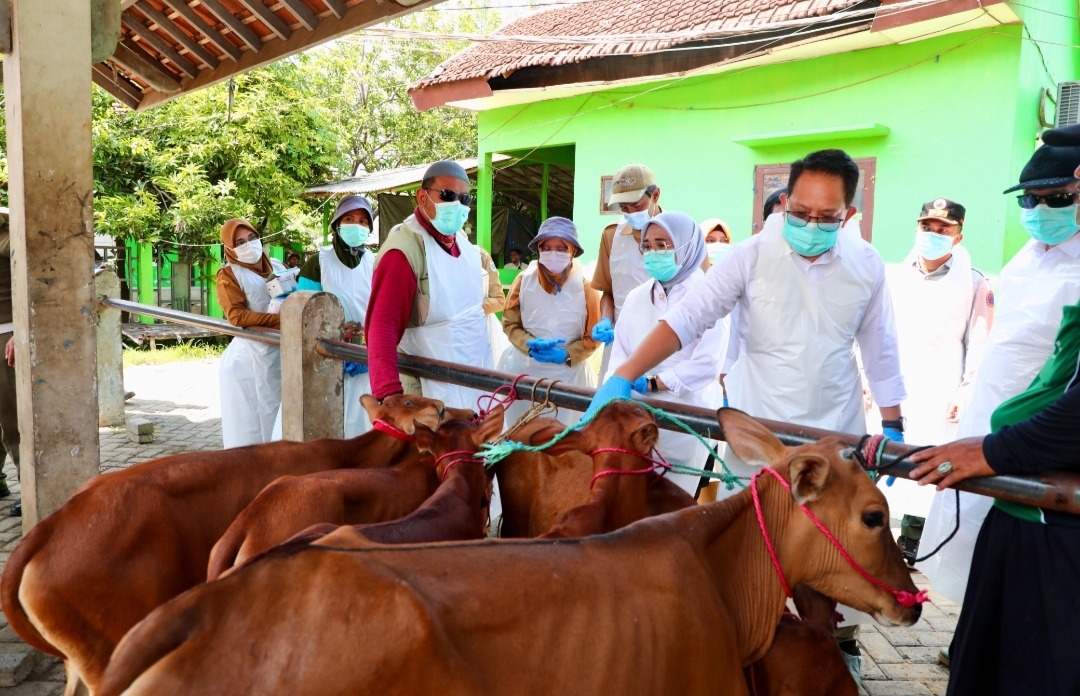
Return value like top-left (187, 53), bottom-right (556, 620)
top-left (1016, 192), bottom-right (1078, 209)
top-left (424, 188), bottom-right (474, 207)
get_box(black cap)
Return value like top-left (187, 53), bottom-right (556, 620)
top-left (1002, 145), bottom-right (1080, 193)
top-left (918, 198), bottom-right (965, 225)
top-left (1042, 124), bottom-right (1080, 146)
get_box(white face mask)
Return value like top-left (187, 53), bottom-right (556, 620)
top-left (706, 242), bottom-right (732, 265)
top-left (234, 239), bottom-right (263, 264)
top-left (539, 251), bottom-right (572, 275)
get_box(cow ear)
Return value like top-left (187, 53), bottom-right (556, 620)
top-left (629, 422), bottom-right (659, 455)
top-left (412, 422), bottom-right (437, 454)
top-left (788, 454), bottom-right (830, 505)
top-left (542, 429), bottom-right (588, 456)
top-left (718, 408), bottom-right (786, 467)
top-left (360, 394), bottom-right (383, 421)
top-left (474, 406), bottom-right (505, 445)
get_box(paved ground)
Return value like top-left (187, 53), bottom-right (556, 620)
top-left (0, 358), bottom-right (956, 694)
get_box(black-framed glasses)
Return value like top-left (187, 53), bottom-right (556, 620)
top-left (234, 231), bottom-right (260, 247)
top-left (1016, 192), bottom-right (1078, 209)
top-left (424, 188), bottom-right (474, 207)
top-left (785, 210), bottom-right (844, 232)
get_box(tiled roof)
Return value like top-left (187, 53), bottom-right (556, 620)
top-left (412, 0), bottom-right (865, 90)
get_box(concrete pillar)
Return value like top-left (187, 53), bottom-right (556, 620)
top-left (95, 271), bottom-right (125, 427)
top-left (279, 291), bottom-right (344, 441)
top-left (3, 0), bottom-right (99, 525)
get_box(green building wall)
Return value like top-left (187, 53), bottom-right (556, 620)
top-left (477, 17), bottom-right (1078, 275)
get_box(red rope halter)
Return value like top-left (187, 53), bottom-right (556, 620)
top-left (433, 449), bottom-right (481, 482)
top-left (750, 467), bottom-right (928, 608)
top-left (474, 374), bottom-right (528, 421)
top-left (372, 420), bottom-right (413, 442)
top-left (588, 447), bottom-right (671, 490)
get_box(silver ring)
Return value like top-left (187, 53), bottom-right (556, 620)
top-left (937, 461), bottom-right (953, 475)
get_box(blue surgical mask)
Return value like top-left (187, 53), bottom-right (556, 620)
top-left (338, 223), bottom-right (369, 248)
top-left (429, 201), bottom-right (470, 236)
top-left (1020, 204), bottom-right (1079, 246)
top-left (643, 250), bottom-right (679, 282)
top-left (915, 230), bottom-right (955, 261)
top-left (782, 220), bottom-right (838, 257)
top-left (625, 210), bottom-right (651, 230)
top-left (706, 242), bottom-right (732, 266)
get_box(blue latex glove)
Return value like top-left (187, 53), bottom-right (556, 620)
top-left (525, 337), bottom-right (562, 351)
top-left (583, 375), bottom-right (633, 421)
top-left (530, 343), bottom-right (568, 365)
top-left (882, 427), bottom-right (904, 443)
top-left (343, 360), bottom-right (368, 377)
top-left (630, 375), bottom-right (648, 394)
top-left (591, 318), bottom-right (615, 344)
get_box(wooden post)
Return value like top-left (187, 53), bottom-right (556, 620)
top-left (279, 291), bottom-right (343, 441)
top-left (95, 271), bottom-right (125, 427)
top-left (477, 151), bottom-right (493, 252)
top-left (4, 0), bottom-right (100, 525)
top-left (540, 162), bottom-right (550, 223)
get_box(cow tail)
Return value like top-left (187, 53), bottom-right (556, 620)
top-left (0, 522), bottom-right (65, 657)
top-left (97, 602), bottom-right (201, 696)
top-left (205, 531), bottom-right (242, 581)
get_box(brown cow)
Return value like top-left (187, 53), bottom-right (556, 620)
top-left (97, 408), bottom-right (921, 696)
top-left (0, 394), bottom-right (453, 696)
top-left (495, 413), bottom-right (694, 538)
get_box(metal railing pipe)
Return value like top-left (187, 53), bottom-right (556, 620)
top-left (102, 297), bottom-right (281, 346)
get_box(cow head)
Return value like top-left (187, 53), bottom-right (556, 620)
top-left (718, 408), bottom-right (921, 627)
top-left (360, 394), bottom-right (448, 434)
top-left (543, 401), bottom-right (659, 457)
top-left (412, 405), bottom-right (506, 461)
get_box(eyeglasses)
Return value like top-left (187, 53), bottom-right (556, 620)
top-left (234, 232), bottom-right (260, 247)
top-left (785, 210), bottom-right (844, 233)
top-left (640, 240), bottom-right (678, 253)
top-left (1016, 192), bottom-right (1078, 209)
top-left (424, 188), bottom-right (474, 207)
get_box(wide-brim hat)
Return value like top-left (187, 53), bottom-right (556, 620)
top-left (331, 195), bottom-right (374, 228)
top-left (528, 216), bottom-right (584, 257)
top-left (1002, 145), bottom-right (1080, 193)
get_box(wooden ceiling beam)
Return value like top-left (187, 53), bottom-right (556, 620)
top-left (159, 0), bottom-right (242, 62)
top-left (135, 1), bottom-right (220, 69)
top-left (92, 65), bottom-right (143, 109)
top-left (122, 15), bottom-right (201, 78)
top-left (111, 41), bottom-right (183, 92)
top-left (276, 0), bottom-right (319, 31)
top-left (321, 0), bottom-right (346, 20)
top-left (197, 0), bottom-right (263, 52)
top-left (236, 0), bottom-right (292, 42)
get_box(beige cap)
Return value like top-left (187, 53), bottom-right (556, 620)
top-left (608, 163), bottom-right (656, 205)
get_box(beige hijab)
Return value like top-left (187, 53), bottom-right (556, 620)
top-left (220, 218), bottom-right (273, 276)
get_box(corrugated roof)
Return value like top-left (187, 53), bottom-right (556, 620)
top-left (411, 0), bottom-right (866, 91)
top-left (304, 155), bottom-right (511, 196)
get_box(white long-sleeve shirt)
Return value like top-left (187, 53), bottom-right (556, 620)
top-left (662, 229), bottom-right (906, 408)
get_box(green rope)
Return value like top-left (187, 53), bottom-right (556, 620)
top-left (481, 397), bottom-right (746, 490)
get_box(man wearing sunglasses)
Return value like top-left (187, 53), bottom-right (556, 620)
top-left (365, 160), bottom-right (494, 409)
top-left (921, 140), bottom-right (1080, 628)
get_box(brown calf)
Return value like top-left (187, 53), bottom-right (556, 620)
top-left (97, 408), bottom-right (921, 696)
top-left (495, 413), bottom-right (694, 538)
top-left (0, 394), bottom-right (451, 696)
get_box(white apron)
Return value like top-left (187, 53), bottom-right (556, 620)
top-left (606, 273), bottom-right (728, 496)
top-left (482, 262), bottom-right (513, 369)
top-left (398, 224), bottom-right (493, 410)
top-left (878, 246), bottom-right (974, 518)
top-left (921, 240), bottom-right (1080, 603)
top-left (498, 262), bottom-right (596, 427)
top-left (220, 260), bottom-right (285, 448)
top-left (600, 219), bottom-right (653, 377)
top-left (320, 246), bottom-right (375, 438)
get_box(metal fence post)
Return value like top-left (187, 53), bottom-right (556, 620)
top-left (95, 271), bottom-right (125, 427)
top-left (279, 291), bottom-right (343, 441)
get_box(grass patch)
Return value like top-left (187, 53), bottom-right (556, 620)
top-left (123, 339), bottom-right (228, 367)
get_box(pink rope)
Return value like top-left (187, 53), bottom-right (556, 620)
top-left (588, 447), bottom-right (671, 490)
top-left (751, 467), bottom-right (929, 608)
top-left (474, 374), bottom-right (528, 421)
top-left (434, 449), bottom-right (481, 482)
top-left (860, 433), bottom-right (887, 471)
top-left (372, 419), bottom-right (413, 442)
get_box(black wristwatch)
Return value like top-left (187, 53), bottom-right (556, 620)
top-left (881, 418), bottom-right (904, 432)
top-left (647, 375), bottom-right (659, 393)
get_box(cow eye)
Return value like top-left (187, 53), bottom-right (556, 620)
top-left (404, 400), bottom-right (414, 407)
top-left (840, 447), bottom-right (856, 461)
top-left (862, 510), bottom-right (885, 529)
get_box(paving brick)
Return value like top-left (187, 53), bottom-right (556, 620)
top-left (925, 680), bottom-right (950, 696)
top-left (0, 648), bottom-right (35, 687)
top-left (0, 682), bottom-right (63, 695)
top-left (897, 645), bottom-right (945, 662)
top-left (864, 681), bottom-right (933, 696)
top-left (916, 633), bottom-right (953, 647)
top-left (860, 653), bottom-right (886, 681)
top-left (879, 662), bottom-right (952, 681)
top-left (921, 616), bottom-right (958, 632)
top-left (878, 627), bottom-right (923, 646)
top-left (860, 632), bottom-right (904, 663)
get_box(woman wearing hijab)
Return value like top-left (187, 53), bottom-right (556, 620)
top-left (296, 195), bottom-right (377, 437)
top-left (606, 211), bottom-right (730, 496)
top-left (700, 218), bottom-right (736, 268)
top-left (216, 218), bottom-right (288, 448)
top-left (499, 216), bottom-right (601, 427)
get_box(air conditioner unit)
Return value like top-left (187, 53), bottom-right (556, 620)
top-left (1056, 82), bottom-right (1080, 127)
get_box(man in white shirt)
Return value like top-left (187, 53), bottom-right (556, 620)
top-left (587, 148), bottom-right (906, 680)
top-left (880, 198), bottom-right (993, 564)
